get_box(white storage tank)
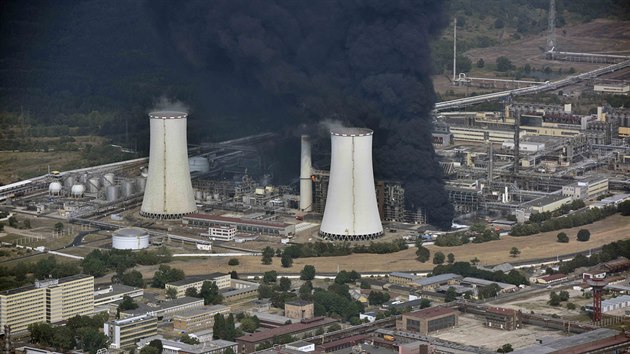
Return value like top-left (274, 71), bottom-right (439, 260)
top-left (122, 180), bottom-right (135, 198)
top-left (188, 156), bottom-right (210, 174)
top-left (49, 182), bottom-right (62, 195)
top-left (106, 185), bottom-right (119, 202)
top-left (112, 227), bottom-right (150, 250)
top-left (136, 177), bottom-right (146, 193)
top-left (70, 184), bottom-right (85, 198)
top-left (88, 178), bottom-right (100, 193)
top-left (103, 173), bottom-right (115, 187)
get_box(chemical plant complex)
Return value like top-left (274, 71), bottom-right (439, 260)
top-left (4, 8), bottom-right (630, 354)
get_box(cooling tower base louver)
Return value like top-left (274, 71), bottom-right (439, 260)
top-left (319, 231), bottom-right (384, 241)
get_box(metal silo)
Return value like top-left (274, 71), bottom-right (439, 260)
top-left (136, 177), bottom-right (146, 193)
top-left (140, 111), bottom-right (196, 219)
top-left (319, 128), bottom-right (383, 241)
top-left (106, 185), bottom-right (119, 202)
top-left (122, 180), bottom-right (134, 198)
top-left (63, 176), bottom-right (75, 189)
top-left (88, 178), bottom-right (100, 193)
top-left (103, 173), bottom-right (115, 187)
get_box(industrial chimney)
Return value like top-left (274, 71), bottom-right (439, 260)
top-left (141, 111), bottom-right (196, 219)
top-left (319, 128), bottom-right (383, 241)
top-left (300, 135), bottom-right (313, 212)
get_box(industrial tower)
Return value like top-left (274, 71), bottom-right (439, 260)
top-left (547, 0), bottom-right (556, 52)
top-left (319, 128), bottom-right (383, 241)
top-left (587, 278), bottom-right (608, 322)
top-left (141, 111), bottom-right (197, 219)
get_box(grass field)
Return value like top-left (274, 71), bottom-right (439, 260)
top-left (166, 214), bottom-right (630, 276)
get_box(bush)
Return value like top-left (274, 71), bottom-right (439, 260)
top-left (228, 258), bottom-right (239, 266)
top-left (557, 232), bottom-right (569, 243)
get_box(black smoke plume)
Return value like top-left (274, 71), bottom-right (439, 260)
top-left (147, 0), bottom-right (453, 228)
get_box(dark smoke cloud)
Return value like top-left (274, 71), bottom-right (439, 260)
top-left (147, 0), bottom-right (454, 229)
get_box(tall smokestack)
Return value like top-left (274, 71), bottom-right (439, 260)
top-left (141, 111), bottom-right (197, 219)
top-left (300, 135), bottom-right (313, 212)
top-left (319, 128), bottom-right (383, 241)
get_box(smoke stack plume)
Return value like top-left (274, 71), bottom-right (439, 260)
top-left (147, 0), bottom-right (454, 229)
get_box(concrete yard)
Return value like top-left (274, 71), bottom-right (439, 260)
top-left (433, 314), bottom-right (569, 352)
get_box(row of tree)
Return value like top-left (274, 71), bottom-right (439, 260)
top-left (81, 247), bottom-right (173, 277)
top-left (510, 206), bottom-right (617, 236)
top-left (28, 313), bottom-right (109, 352)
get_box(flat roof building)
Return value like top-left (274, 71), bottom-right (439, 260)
top-left (138, 335), bottom-right (238, 354)
top-left (410, 273), bottom-right (462, 291)
top-left (173, 305), bottom-right (230, 332)
top-left (166, 273), bottom-right (231, 299)
top-left (397, 307), bottom-right (459, 336)
top-left (183, 213), bottom-right (295, 236)
top-left (104, 314), bottom-right (157, 349)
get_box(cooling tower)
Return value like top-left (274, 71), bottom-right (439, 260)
top-left (140, 111), bottom-right (196, 219)
top-left (299, 135), bottom-right (313, 212)
top-left (319, 128), bottom-right (383, 241)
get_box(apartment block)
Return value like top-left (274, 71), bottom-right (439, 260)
top-left (166, 273), bottom-right (231, 299)
top-left (104, 314), bottom-right (158, 349)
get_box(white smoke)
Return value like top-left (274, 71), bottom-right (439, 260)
top-left (149, 96), bottom-right (190, 114)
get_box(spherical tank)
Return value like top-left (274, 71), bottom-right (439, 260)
top-left (49, 182), bottom-right (62, 195)
top-left (63, 176), bottom-right (75, 188)
top-left (122, 180), bottom-right (135, 198)
top-left (140, 111), bottom-right (196, 219)
top-left (112, 227), bottom-right (150, 250)
top-left (103, 173), bottom-right (115, 187)
top-left (188, 156), bottom-right (210, 174)
top-left (88, 178), bottom-right (100, 193)
top-left (136, 177), bottom-right (146, 193)
top-left (106, 185), bottom-right (119, 202)
top-left (70, 184), bottom-right (85, 197)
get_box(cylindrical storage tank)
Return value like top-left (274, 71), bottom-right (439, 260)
top-left (49, 182), bottom-right (62, 195)
top-left (103, 173), bottom-right (115, 187)
top-left (195, 190), bottom-right (203, 200)
top-left (141, 111), bottom-right (196, 219)
top-left (136, 177), bottom-right (146, 193)
top-left (112, 227), bottom-right (150, 250)
top-left (79, 173), bottom-right (88, 184)
top-left (106, 185), bottom-right (119, 202)
top-left (319, 128), bottom-right (383, 241)
top-left (70, 184), bottom-right (85, 198)
top-left (188, 156), bottom-right (210, 174)
top-left (63, 176), bottom-right (75, 189)
top-left (88, 178), bottom-right (100, 193)
top-left (122, 180), bottom-right (135, 198)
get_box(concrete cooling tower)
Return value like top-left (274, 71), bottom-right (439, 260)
top-left (319, 128), bottom-right (383, 241)
top-left (140, 111), bottom-right (196, 219)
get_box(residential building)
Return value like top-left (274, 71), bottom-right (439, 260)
top-left (397, 307), bottom-right (459, 336)
top-left (221, 279), bottom-right (259, 303)
top-left (119, 296), bottom-right (204, 319)
top-left (173, 305), bottom-right (230, 332)
top-left (284, 300), bottom-right (314, 320)
top-left (166, 273), bottom-right (231, 299)
top-left (0, 274), bottom-right (94, 334)
top-left (104, 314), bottom-right (157, 349)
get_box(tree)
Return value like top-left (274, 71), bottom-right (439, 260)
top-left (557, 232), bottom-right (569, 243)
top-left (261, 246), bottom-right (274, 265)
top-left (281, 253), bottom-right (293, 268)
top-left (151, 265), bottom-right (185, 288)
top-left (494, 18), bottom-right (505, 29)
top-left (299, 280), bottom-right (313, 300)
top-left (118, 295), bottom-right (139, 310)
top-left (185, 287), bottom-right (198, 297)
top-left (477, 58), bottom-right (485, 68)
top-left (52, 326), bottom-right (76, 351)
top-left (23, 219), bottom-right (32, 229)
top-left (279, 277), bottom-right (292, 292)
top-left (200, 281), bottom-right (223, 305)
top-left (148, 339), bottom-right (164, 354)
top-left (116, 269), bottom-right (144, 288)
top-left (300, 265), bottom-right (316, 280)
top-left (416, 243), bottom-right (430, 263)
top-left (140, 347), bottom-right (160, 354)
top-left (230, 270), bottom-right (239, 279)
top-left (368, 291), bottom-right (390, 306)
top-left (548, 292), bottom-right (561, 306)
top-left (509, 247), bottom-right (521, 257)
top-left (496, 56), bottom-right (513, 72)
top-left (166, 287), bottom-right (178, 299)
top-left (559, 290), bottom-right (570, 301)
top-left (470, 257), bottom-right (480, 266)
top-left (228, 258), bottom-right (239, 266)
top-left (180, 334), bottom-right (200, 345)
top-left (263, 271), bottom-right (278, 284)
top-left (447, 253), bottom-right (455, 264)
top-left (577, 229), bottom-right (591, 242)
top-left (54, 222), bottom-right (64, 232)
top-left (420, 298), bottom-right (431, 308)
top-left (240, 316), bottom-right (260, 333)
top-left (445, 287), bottom-right (457, 302)
top-left (433, 251), bottom-right (445, 265)
top-left (619, 200), bottom-right (630, 216)
top-left (497, 343), bottom-right (513, 353)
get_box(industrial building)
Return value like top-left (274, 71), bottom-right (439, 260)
top-left (104, 314), bottom-right (158, 349)
top-left (141, 111), bottom-right (197, 219)
top-left (397, 307), bottom-right (459, 336)
top-left (319, 128), bottom-right (384, 241)
top-left (284, 300), bottom-right (314, 320)
top-left (0, 274), bottom-right (94, 333)
top-left (119, 296), bottom-right (204, 319)
top-left (138, 336), bottom-right (238, 354)
top-left (183, 213), bottom-right (295, 236)
top-left (111, 227), bottom-right (150, 250)
top-left (484, 307), bottom-right (522, 330)
top-left (410, 273), bottom-right (462, 291)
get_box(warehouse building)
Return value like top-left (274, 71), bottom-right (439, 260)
top-left (410, 273), bottom-right (462, 291)
top-left (484, 307), bottom-right (521, 330)
top-left (184, 213), bottom-right (295, 236)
